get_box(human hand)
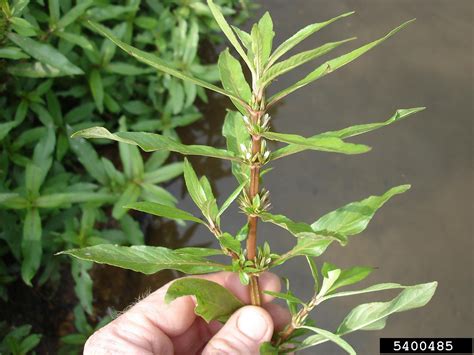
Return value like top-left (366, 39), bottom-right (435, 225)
top-left (84, 271), bottom-right (291, 354)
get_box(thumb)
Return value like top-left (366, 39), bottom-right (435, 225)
top-left (202, 306), bottom-right (274, 355)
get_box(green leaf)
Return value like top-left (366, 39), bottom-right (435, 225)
top-left (69, 136), bottom-right (108, 185)
top-left (56, 0), bottom-right (93, 29)
top-left (35, 192), bottom-right (115, 208)
top-left (165, 278), bottom-right (243, 322)
top-left (336, 282), bottom-right (437, 334)
top-left (88, 69), bottom-right (104, 113)
top-left (55, 31), bottom-right (94, 51)
top-left (321, 282), bottom-right (404, 301)
top-left (218, 49), bottom-right (251, 114)
top-left (6, 62), bottom-right (64, 78)
top-left (259, 212), bottom-right (347, 247)
top-left (0, 122), bottom-right (19, 141)
top-left (261, 38), bottom-right (355, 86)
top-left (217, 181), bottom-right (246, 218)
top-left (275, 236), bottom-right (333, 264)
top-left (0, 46), bottom-right (30, 59)
top-left (112, 183), bottom-right (140, 220)
top-left (271, 108), bottom-right (424, 159)
top-left (48, 0), bottom-right (60, 23)
top-left (7, 33), bottom-right (83, 75)
top-left (256, 12), bottom-right (274, 67)
top-left (267, 11), bottom-right (354, 67)
top-left (183, 158), bottom-right (207, 210)
top-left (10, 16), bottom-right (37, 36)
top-left (88, 20), bottom-right (245, 105)
top-left (263, 290), bottom-right (304, 304)
top-left (312, 185), bottom-right (411, 237)
top-left (321, 107), bottom-right (426, 139)
top-left (218, 233), bottom-right (241, 254)
top-left (329, 266), bottom-right (373, 293)
top-left (58, 245), bottom-right (229, 275)
top-left (140, 183), bottom-right (177, 206)
top-left (222, 111), bottom-right (250, 183)
top-left (105, 62), bottom-right (153, 76)
top-left (125, 201), bottom-right (205, 225)
top-left (21, 208), bottom-right (42, 286)
top-left (263, 131), bottom-right (371, 158)
top-left (306, 257), bottom-right (319, 292)
top-left (269, 20), bottom-right (415, 105)
top-left (206, 0), bottom-right (254, 73)
top-left (299, 326), bottom-right (356, 355)
top-left (318, 267), bottom-right (341, 297)
top-left (143, 162), bottom-right (183, 184)
top-left (72, 127), bottom-right (238, 161)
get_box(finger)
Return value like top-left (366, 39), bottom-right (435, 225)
top-left (263, 302), bottom-right (292, 332)
top-left (84, 313), bottom-right (173, 355)
top-left (202, 306), bottom-right (274, 355)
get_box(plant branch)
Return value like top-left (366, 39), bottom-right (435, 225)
top-left (276, 292), bottom-right (321, 346)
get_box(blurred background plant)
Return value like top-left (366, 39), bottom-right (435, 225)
top-left (0, 0), bottom-right (255, 352)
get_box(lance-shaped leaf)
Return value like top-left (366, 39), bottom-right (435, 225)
top-left (165, 278), bottom-right (243, 322)
top-left (300, 326), bottom-right (356, 355)
top-left (143, 162), bottom-right (184, 184)
top-left (218, 49), bottom-right (251, 114)
top-left (272, 108), bottom-right (425, 159)
top-left (125, 201), bottom-right (205, 225)
top-left (273, 237), bottom-right (334, 266)
top-left (88, 20), bottom-right (245, 106)
top-left (72, 127), bottom-right (238, 161)
top-left (261, 38), bottom-right (355, 87)
top-left (267, 11), bottom-right (354, 67)
top-left (206, 0), bottom-right (254, 73)
top-left (337, 282), bottom-right (437, 334)
top-left (259, 212), bottom-right (346, 244)
top-left (58, 245), bottom-right (228, 274)
top-left (222, 111), bottom-right (250, 183)
top-left (312, 185), bottom-right (410, 237)
top-left (217, 182), bottom-right (246, 218)
top-left (321, 282), bottom-right (404, 301)
top-left (324, 107), bottom-right (426, 139)
top-left (8, 33), bottom-right (83, 75)
top-left (263, 131), bottom-right (371, 158)
top-left (257, 12), bottom-right (275, 67)
top-left (21, 208), bottom-right (42, 286)
top-left (297, 282), bottom-right (437, 352)
top-left (269, 20), bottom-right (415, 105)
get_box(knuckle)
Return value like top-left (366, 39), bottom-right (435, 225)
top-left (203, 337), bottom-right (251, 355)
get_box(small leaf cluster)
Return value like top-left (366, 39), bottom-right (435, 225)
top-left (0, 322), bottom-right (42, 355)
top-left (60, 1), bottom-right (437, 354)
top-left (0, 0), bottom-right (254, 351)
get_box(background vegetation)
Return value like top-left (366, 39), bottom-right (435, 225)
top-left (0, 0), bottom-right (254, 353)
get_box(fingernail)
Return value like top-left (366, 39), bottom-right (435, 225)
top-left (237, 307), bottom-right (269, 340)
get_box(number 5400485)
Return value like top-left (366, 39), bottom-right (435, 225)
top-left (393, 340), bottom-right (453, 352)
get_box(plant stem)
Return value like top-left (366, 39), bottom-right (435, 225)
top-left (246, 112), bottom-right (263, 306)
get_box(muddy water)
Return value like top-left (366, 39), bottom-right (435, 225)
top-left (96, 1), bottom-right (473, 354)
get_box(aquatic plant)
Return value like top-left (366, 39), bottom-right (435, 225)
top-left (61, 1), bottom-right (437, 352)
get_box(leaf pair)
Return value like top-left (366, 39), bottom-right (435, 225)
top-left (296, 282), bottom-right (437, 353)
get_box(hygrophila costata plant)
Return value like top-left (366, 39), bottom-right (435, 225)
top-left (61, 1), bottom-right (437, 353)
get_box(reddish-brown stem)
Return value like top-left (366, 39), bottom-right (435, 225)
top-left (246, 112), bottom-right (263, 306)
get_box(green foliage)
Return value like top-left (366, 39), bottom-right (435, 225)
top-left (0, 323), bottom-right (41, 355)
top-left (0, 0), bottom-right (254, 350)
top-left (58, 1), bottom-right (436, 353)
